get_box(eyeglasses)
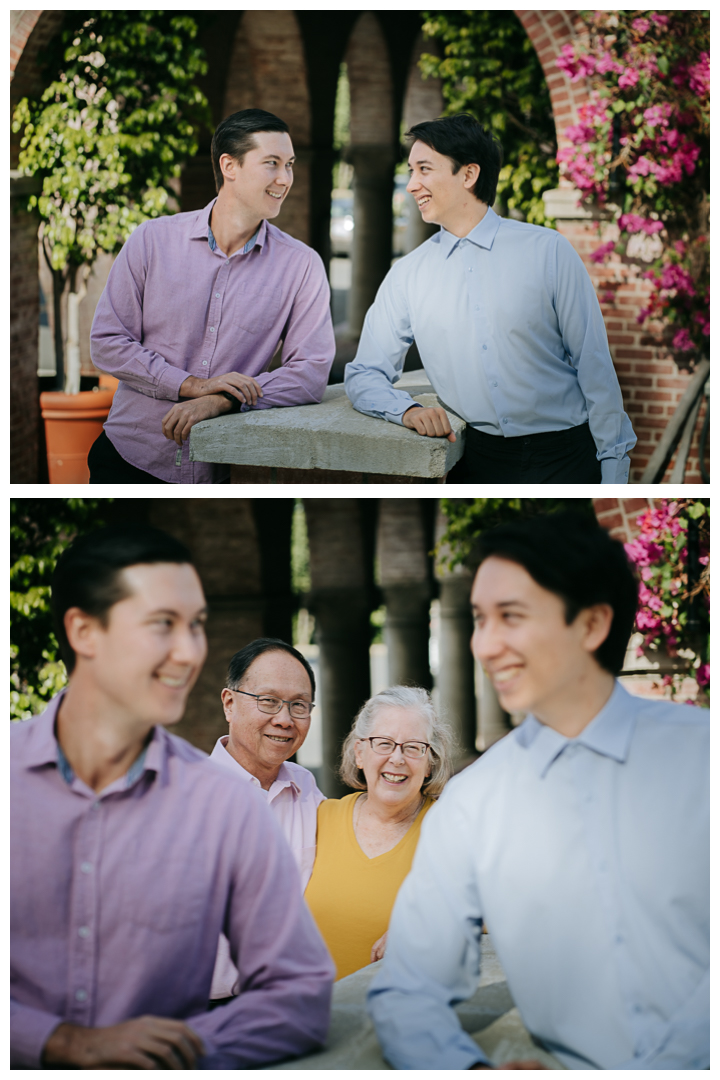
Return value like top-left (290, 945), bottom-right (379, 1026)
top-left (230, 689), bottom-right (314, 720)
top-left (358, 737), bottom-right (431, 760)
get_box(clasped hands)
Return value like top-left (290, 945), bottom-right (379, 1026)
top-left (161, 373), bottom-right (263, 447)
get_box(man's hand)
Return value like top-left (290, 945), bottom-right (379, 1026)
top-left (42, 1017), bottom-right (205, 1069)
top-left (370, 931), bottom-right (388, 963)
top-left (179, 372), bottom-right (263, 406)
top-left (402, 405), bottom-right (457, 442)
top-left (162, 394), bottom-right (233, 445)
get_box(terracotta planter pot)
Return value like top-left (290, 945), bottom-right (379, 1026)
top-left (40, 387), bottom-right (115, 484)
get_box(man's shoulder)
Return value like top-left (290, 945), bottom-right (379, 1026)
top-left (628, 691), bottom-right (709, 736)
top-left (496, 216), bottom-right (560, 247)
top-left (159, 729), bottom-right (268, 805)
top-left (264, 222), bottom-right (319, 264)
top-left (282, 759), bottom-right (324, 796)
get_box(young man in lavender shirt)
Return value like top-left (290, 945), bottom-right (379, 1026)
top-left (10, 526), bottom-right (334, 1070)
top-left (89, 109), bottom-right (335, 483)
top-left (208, 638), bottom-right (325, 1001)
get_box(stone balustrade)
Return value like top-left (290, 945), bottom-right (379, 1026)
top-left (189, 370), bottom-right (466, 483)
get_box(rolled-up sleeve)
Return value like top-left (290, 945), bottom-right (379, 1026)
top-left (344, 268), bottom-right (421, 424)
top-left (90, 224), bottom-right (188, 402)
top-left (553, 235), bottom-right (636, 483)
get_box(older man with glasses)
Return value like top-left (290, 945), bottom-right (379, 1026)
top-left (208, 638), bottom-right (326, 1002)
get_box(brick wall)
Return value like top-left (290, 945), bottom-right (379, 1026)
top-left (592, 497), bottom-right (654, 542)
top-left (346, 12), bottom-right (395, 145)
top-left (559, 218), bottom-right (708, 483)
top-left (516, 9), bottom-right (708, 484)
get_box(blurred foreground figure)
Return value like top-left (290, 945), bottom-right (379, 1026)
top-left (11, 526), bottom-right (333, 1069)
top-left (369, 513), bottom-right (708, 1070)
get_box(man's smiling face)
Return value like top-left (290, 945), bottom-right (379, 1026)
top-left (223, 130), bottom-right (295, 222)
top-left (222, 650), bottom-right (312, 781)
top-left (406, 139), bottom-right (478, 229)
top-left (470, 556), bottom-right (598, 721)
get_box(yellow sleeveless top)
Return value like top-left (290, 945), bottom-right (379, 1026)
top-left (304, 792), bottom-right (433, 980)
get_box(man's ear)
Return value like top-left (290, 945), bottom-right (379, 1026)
top-left (63, 607), bottom-right (102, 663)
top-left (221, 687), bottom-right (235, 721)
top-left (578, 603), bottom-right (614, 655)
top-left (463, 163), bottom-right (481, 190)
top-left (219, 153), bottom-right (238, 184)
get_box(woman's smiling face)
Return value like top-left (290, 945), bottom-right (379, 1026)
top-left (354, 705), bottom-right (432, 812)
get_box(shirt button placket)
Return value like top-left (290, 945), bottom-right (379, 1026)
top-left (68, 799), bottom-right (103, 1025)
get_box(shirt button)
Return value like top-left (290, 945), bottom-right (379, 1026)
top-left (80, 862), bottom-right (93, 873)
top-left (78, 926), bottom-right (91, 939)
top-left (482, 344), bottom-right (487, 350)
top-left (202, 360), bottom-right (208, 366)
top-left (215, 293), bottom-right (220, 298)
top-left (209, 327), bottom-right (215, 333)
top-left (615, 933), bottom-right (625, 945)
top-left (75, 989), bottom-right (88, 1002)
top-left (502, 418), bottom-right (509, 425)
top-left (492, 381), bottom-right (498, 387)
top-left (91, 801), bottom-right (100, 811)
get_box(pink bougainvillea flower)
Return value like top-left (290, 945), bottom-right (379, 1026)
top-left (688, 52), bottom-right (710, 97)
top-left (651, 13), bottom-right (669, 27)
top-left (618, 67), bottom-right (640, 89)
top-left (695, 663), bottom-right (710, 688)
top-left (589, 240), bottom-right (616, 263)
top-left (672, 328), bottom-right (695, 352)
top-left (632, 17), bottom-right (651, 35)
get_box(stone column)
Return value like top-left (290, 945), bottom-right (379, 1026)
top-left (251, 498), bottom-right (295, 643)
top-left (437, 573), bottom-right (477, 761)
top-left (345, 144), bottom-right (396, 336)
top-left (305, 499), bottom-right (375, 796)
top-left (376, 498), bottom-right (434, 689)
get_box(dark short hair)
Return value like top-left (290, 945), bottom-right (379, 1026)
top-left (406, 113), bottom-right (503, 206)
top-left (475, 514), bottom-right (639, 675)
top-left (211, 108), bottom-right (290, 191)
top-left (226, 638), bottom-right (316, 700)
top-left (51, 526), bottom-right (195, 675)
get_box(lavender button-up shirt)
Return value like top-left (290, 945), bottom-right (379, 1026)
top-left (11, 695), bottom-right (334, 1069)
top-left (90, 201), bottom-right (335, 483)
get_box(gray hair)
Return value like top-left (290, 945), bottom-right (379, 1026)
top-left (339, 685), bottom-right (455, 798)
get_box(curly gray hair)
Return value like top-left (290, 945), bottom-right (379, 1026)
top-left (339, 685), bottom-right (455, 799)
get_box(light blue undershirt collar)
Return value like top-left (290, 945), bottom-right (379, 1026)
top-left (207, 222), bottom-right (260, 256)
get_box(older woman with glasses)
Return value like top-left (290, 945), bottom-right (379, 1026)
top-left (304, 685), bottom-right (454, 980)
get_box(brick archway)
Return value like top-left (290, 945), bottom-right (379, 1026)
top-left (222, 11), bottom-right (312, 244)
top-left (10, 10), bottom-right (707, 483)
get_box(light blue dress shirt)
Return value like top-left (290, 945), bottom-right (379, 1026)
top-left (344, 208), bottom-right (636, 483)
top-left (368, 683), bottom-right (709, 1070)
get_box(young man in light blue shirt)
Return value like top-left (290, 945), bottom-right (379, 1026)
top-left (344, 115), bottom-right (636, 483)
top-left (368, 513), bottom-right (708, 1069)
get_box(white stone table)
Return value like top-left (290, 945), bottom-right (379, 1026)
top-left (189, 370), bottom-right (466, 483)
top-left (265, 936), bottom-right (564, 1070)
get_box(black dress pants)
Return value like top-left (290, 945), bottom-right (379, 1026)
top-left (88, 430), bottom-right (169, 484)
top-left (447, 422), bottom-right (602, 484)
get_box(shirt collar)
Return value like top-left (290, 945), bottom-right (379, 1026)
top-left (191, 199), bottom-right (267, 252)
top-left (437, 205), bottom-right (501, 258)
top-left (21, 691), bottom-right (163, 790)
top-left (515, 681), bottom-right (637, 778)
top-left (211, 735), bottom-right (301, 795)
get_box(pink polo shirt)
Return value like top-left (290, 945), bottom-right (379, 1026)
top-left (209, 736), bottom-right (325, 998)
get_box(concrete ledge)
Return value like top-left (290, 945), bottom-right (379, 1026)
top-left (265, 936), bottom-right (564, 1070)
top-left (190, 371), bottom-right (465, 479)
